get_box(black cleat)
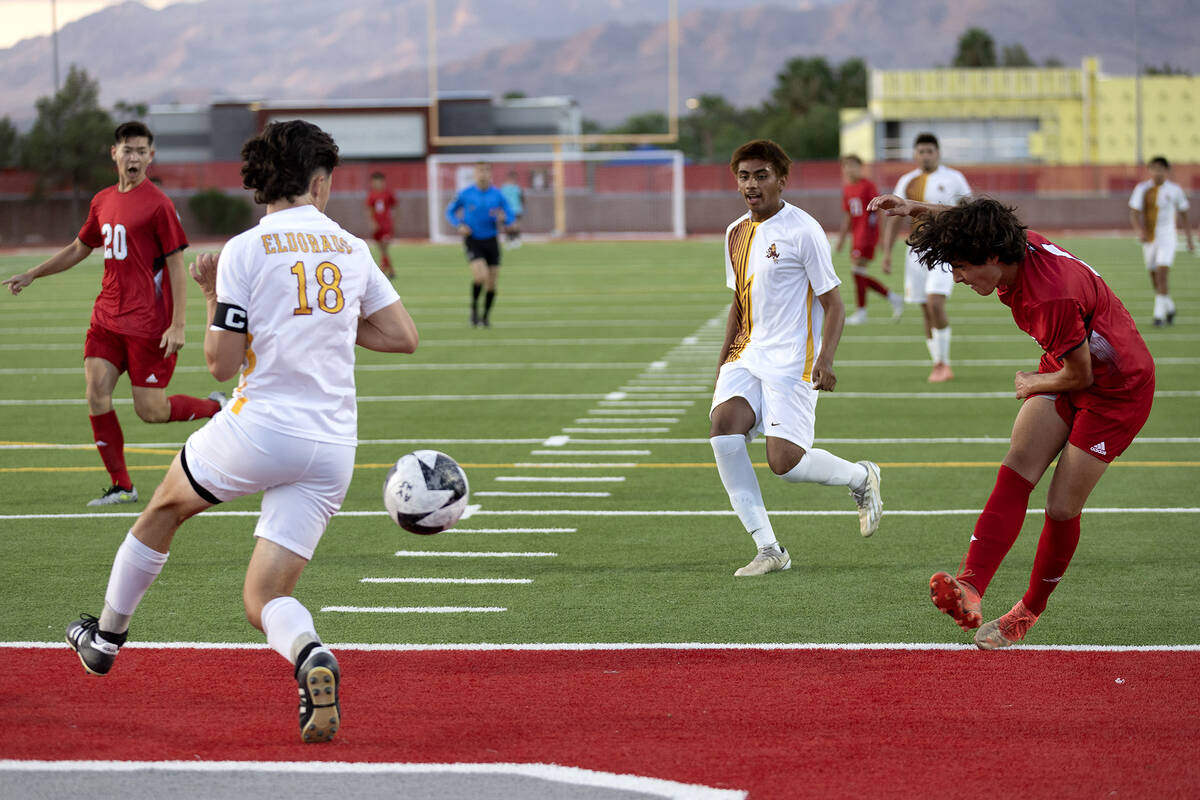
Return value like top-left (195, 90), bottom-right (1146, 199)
top-left (470, 309), bottom-right (480, 327)
top-left (1166, 310), bottom-right (1176, 325)
top-left (65, 614), bottom-right (123, 675)
top-left (481, 316), bottom-right (491, 328)
top-left (296, 647), bottom-right (341, 743)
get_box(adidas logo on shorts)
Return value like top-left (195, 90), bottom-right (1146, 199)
top-left (1089, 441), bottom-right (1107, 456)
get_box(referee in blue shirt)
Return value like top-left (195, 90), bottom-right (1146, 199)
top-left (446, 162), bottom-right (515, 327)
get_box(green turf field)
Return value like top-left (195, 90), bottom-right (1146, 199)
top-left (2, 233), bottom-right (1197, 646)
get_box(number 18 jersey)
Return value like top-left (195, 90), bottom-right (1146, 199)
top-left (215, 204), bottom-right (400, 446)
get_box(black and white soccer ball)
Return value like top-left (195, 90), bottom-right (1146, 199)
top-left (382, 450), bottom-right (470, 534)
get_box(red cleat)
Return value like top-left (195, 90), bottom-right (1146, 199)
top-left (975, 600), bottom-right (1040, 650)
top-left (930, 571), bottom-right (982, 631)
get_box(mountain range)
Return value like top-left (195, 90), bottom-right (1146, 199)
top-left (1, 0), bottom-right (1195, 126)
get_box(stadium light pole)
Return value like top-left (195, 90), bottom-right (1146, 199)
top-left (50, 0), bottom-right (60, 92)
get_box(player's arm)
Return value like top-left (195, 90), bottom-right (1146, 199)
top-left (1180, 208), bottom-right (1194, 251)
top-left (357, 300), bottom-right (418, 353)
top-left (714, 296), bottom-right (740, 387)
top-left (1014, 340), bottom-right (1092, 398)
top-left (190, 252), bottom-right (245, 383)
top-left (3, 238), bottom-right (93, 295)
top-left (1129, 208), bottom-right (1147, 242)
top-left (835, 210), bottom-right (851, 252)
top-left (811, 287), bottom-right (845, 392)
top-left (160, 249), bottom-right (188, 356)
top-left (869, 194), bottom-right (951, 220)
top-left (446, 193), bottom-right (470, 236)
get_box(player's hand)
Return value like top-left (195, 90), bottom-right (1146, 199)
top-left (1014, 370), bottom-right (1037, 399)
top-left (161, 323), bottom-right (186, 356)
top-left (868, 194), bottom-right (919, 217)
top-left (2, 273), bottom-right (33, 295)
top-left (457, 224), bottom-right (471, 237)
top-left (189, 252), bottom-right (219, 299)
top-left (881, 255), bottom-right (892, 275)
top-left (811, 359), bottom-right (837, 392)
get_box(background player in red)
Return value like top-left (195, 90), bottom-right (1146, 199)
top-left (835, 155), bottom-right (902, 324)
top-left (3, 121), bottom-right (222, 506)
top-left (365, 171), bottom-right (396, 279)
top-left (869, 194), bottom-right (1155, 649)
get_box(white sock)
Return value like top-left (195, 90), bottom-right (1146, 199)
top-left (100, 531), bottom-right (169, 634)
top-left (780, 449), bottom-right (868, 490)
top-left (932, 326), bottom-right (951, 365)
top-left (1154, 295), bottom-right (1165, 319)
top-left (710, 434), bottom-right (776, 548)
top-left (1166, 295), bottom-right (1175, 314)
top-left (261, 595), bottom-right (319, 665)
top-left (925, 337), bottom-right (938, 364)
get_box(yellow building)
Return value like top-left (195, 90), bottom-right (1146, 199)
top-left (841, 58), bottom-right (1200, 165)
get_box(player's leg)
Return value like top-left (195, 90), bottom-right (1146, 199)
top-left (931, 396), bottom-right (1067, 631)
top-left (480, 240), bottom-right (501, 326)
top-left (1156, 264), bottom-right (1174, 324)
top-left (83, 351), bottom-right (138, 504)
top-left (376, 232), bottom-right (395, 277)
top-left (1143, 241), bottom-right (1168, 325)
top-left (926, 265), bottom-right (954, 382)
top-left (848, 257), bottom-right (870, 325)
top-left (66, 451), bottom-right (212, 675)
top-left (468, 244), bottom-right (487, 326)
top-left (128, 335), bottom-right (221, 423)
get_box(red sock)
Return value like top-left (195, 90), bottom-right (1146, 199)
top-left (381, 251), bottom-right (392, 270)
top-left (853, 273), bottom-right (868, 308)
top-left (961, 465), bottom-right (1036, 595)
top-left (89, 410), bottom-right (131, 489)
top-left (1022, 512), bottom-right (1081, 616)
top-left (168, 394), bottom-right (220, 422)
top-left (861, 274), bottom-right (890, 298)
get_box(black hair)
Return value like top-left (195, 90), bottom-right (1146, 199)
top-left (729, 139), bottom-right (791, 181)
top-left (240, 120), bottom-right (340, 205)
top-left (907, 197), bottom-right (1028, 269)
top-left (114, 121), bottom-right (153, 145)
top-left (370, 171), bottom-right (385, 180)
top-left (913, 132), bottom-right (939, 149)
top-left (841, 154), bottom-right (863, 165)
top-left (1149, 155), bottom-right (1170, 169)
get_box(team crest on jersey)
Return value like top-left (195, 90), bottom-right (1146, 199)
top-left (765, 243), bottom-right (780, 262)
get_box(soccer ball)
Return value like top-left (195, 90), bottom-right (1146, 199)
top-left (382, 450), bottom-right (470, 534)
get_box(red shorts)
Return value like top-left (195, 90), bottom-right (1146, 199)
top-left (1035, 376), bottom-right (1154, 463)
top-left (851, 240), bottom-right (876, 261)
top-left (84, 323), bottom-right (177, 389)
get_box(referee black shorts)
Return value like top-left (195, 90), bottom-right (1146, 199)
top-left (463, 236), bottom-right (501, 267)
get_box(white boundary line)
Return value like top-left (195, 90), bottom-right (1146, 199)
top-left (321, 606), bottom-right (509, 613)
top-left (3, 641), bottom-right (1197, 652)
top-left (451, 528), bottom-right (577, 533)
top-left (0, 760), bottom-right (745, 800)
top-left (359, 578), bottom-right (532, 585)
top-left (494, 476), bottom-right (626, 482)
top-left (394, 550), bottom-right (558, 557)
top-left (474, 491), bottom-right (612, 498)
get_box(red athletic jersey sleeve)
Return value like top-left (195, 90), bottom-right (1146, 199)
top-left (998, 231), bottom-right (1154, 398)
top-left (842, 179), bottom-right (879, 246)
top-left (367, 190), bottom-right (396, 226)
top-left (79, 179), bottom-right (188, 338)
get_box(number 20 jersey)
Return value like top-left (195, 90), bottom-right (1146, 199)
top-left (215, 204), bottom-right (400, 446)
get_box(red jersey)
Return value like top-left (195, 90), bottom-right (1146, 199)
top-left (366, 189), bottom-right (395, 229)
top-left (998, 231), bottom-right (1154, 399)
top-left (78, 179), bottom-right (188, 338)
top-left (842, 178), bottom-right (879, 247)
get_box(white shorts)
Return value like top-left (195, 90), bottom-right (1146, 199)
top-left (710, 361), bottom-right (817, 449)
top-left (181, 411), bottom-right (356, 560)
top-left (904, 248), bottom-right (954, 304)
top-left (1143, 235), bottom-right (1178, 270)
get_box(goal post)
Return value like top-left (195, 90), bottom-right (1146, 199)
top-left (427, 150), bottom-right (686, 243)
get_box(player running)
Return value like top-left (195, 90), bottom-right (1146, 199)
top-left (869, 193), bottom-right (1155, 649)
top-left (835, 154), bottom-right (903, 324)
top-left (3, 121), bottom-right (222, 506)
top-left (710, 139), bottom-right (883, 577)
top-left (1128, 155), bottom-right (1193, 326)
top-left (446, 162), bottom-right (514, 327)
top-left (365, 171), bottom-right (396, 278)
top-left (64, 120), bottom-right (419, 742)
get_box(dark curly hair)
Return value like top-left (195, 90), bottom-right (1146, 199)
top-left (114, 120), bottom-right (153, 145)
top-left (729, 139), bottom-right (791, 181)
top-left (241, 120), bottom-right (340, 205)
top-left (907, 197), bottom-right (1028, 269)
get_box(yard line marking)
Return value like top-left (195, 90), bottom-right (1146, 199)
top-left (359, 578), bottom-right (532, 585)
top-left (528, 450), bottom-right (650, 455)
top-left (495, 476), bottom-right (626, 482)
top-left (572, 418), bottom-right (680, 423)
top-left (321, 606), bottom-right (508, 613)
top-left (542, 435), bottom-right (570, 447)
top-left (450, 528), bottom-right (577, 533)
top-left (394, 550), bottom-right (557, 557)
top-left (561, 427), bottom-right (670, 433)
top-left (598, 399), bottom-right (695, 406)
top-left (587, 408), bottom-right (686, 414)
top-left (474, 491), bottom-right (612, 498)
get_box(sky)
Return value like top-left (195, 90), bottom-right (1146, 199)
top-left (0, 1), bottom-right (193, 49)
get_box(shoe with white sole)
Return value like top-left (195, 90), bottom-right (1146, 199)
top-left (850, 461), bottom-right (882, 537)
top-left (733, 545), bottom-right (791, 577)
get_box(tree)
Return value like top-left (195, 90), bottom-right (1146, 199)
top-left (834, 58), bottom-right (869, 108)
top-left (1144, 63), bottom-right (1190, 76)
top-left (952, 28), bottom-right (997, 67)
top-left (770, 57), bottom-right (836, 117)
top-left (0, 116), bottom-right (17, 168)
top-left (502, 91), bottom-right (527, 100)
top-left (678, 94), bottom-right (750, 164)
top-left (20, 65), bottom-right (115, 216)
top-left (1043, 57), bottom-right (1064, 67)
top-left (1000, 44), bottom-right (1035, 67)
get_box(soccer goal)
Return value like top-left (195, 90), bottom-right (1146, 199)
top-left (427, 150), bottom-right (686, 243)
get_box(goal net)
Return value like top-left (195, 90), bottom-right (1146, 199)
top-left (427, 150), bottom-right (686, 243)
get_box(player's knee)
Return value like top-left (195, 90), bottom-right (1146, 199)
top-left (1045, 498), bottom-right (1083, 522)
top-left (768, 452), bottom-right (802, 476)
top-left (134, 403), bottom-right (169, 423)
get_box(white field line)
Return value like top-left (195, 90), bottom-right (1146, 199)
top-left (359, 578), bottom-right (532, 584)
top-left (598, 400), bottom-right (696, 406)
top-left (4, 641), bottom-right (1197, 652)
top-left (561, 427), bottom-right (671, 433)
top-left (572, 418), bottom-right (679, 423)
top-left (494, 476), bottom-right (626, 482)
top-left (394, 550), bottom-right (558, 557)
top-left (449, 528), bottom-right (577, 533)
top-left (528, 450), bottom-right (651, 455)
top-left (587, 409), bottom-right (689, 414)
top-left (511, 462), bottom-right (639, 468)
top-left (474, 491), bottom-right (612, 498)
top-left (321, 606), bottom-right (508, 613)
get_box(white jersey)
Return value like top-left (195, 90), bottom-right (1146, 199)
top-left (722, 202), bottom-right (841, 377)
top-left (214, 204), bottom-right (400, 446)
top-left (1129, 179), bottom-right (1189, 238)
top-left (894, 164), bottom-right (971, 208)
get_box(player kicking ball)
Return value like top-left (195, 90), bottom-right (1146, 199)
top-left (869, 194), bottom-right (1155, 648)
top-left (710, 139), bottom-right (883, 577)
top-left (65, 120), bottom-right (419, 741)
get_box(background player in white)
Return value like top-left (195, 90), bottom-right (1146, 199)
top-left (64, 120), bottom-right (419, 744)
top-left (1129, 155), bottom-right (1194, 326)
top-left (709, 139), bottom-right (882, 577)
top-left (879, 132), bottom-right (971, 382)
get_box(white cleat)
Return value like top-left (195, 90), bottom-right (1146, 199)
top-left (208, 390), bottom-right (228, 410)
top-left (86, 485), bottom-right (139, 507)
top-left (734, 545), bottom-right (791, 577)
top-left (889, 292), bottom-right (905, 322)
top-left (850, 461), bottom-right (882, 537)
top-left (846, 308), bottom-right (868, 326)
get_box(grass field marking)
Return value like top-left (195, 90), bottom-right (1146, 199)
top-left (495, 476), bottom-right (627, 482)
top-left (394, 550), bottom-right (558, 557)
top-left (542, 435), bottom-right (570, 446)
top-left (448, 528), bottom-right (578, 533)
top-left (474, 491), bottom-right (613, 498)
top-left (560, 427), bottom-right (671, 433)
top-left (598, 399), bottom-right (696, 406)
top-left (510, 462), bottom-right (640, 468)
top-left (4, 641), bottom-right (1198, 652)
top-left (529, 450), bottom-right (652, 455)
top-left (360, 578), bottom-right (533, 584)
top-left (321, 606), bottom-right (509, 614)
top-left (588, 408), bottom-right (691, 413)
top-left (572, 417), bottom-right (680, 423)
top-left (0, 760), bottom-right (746, 800)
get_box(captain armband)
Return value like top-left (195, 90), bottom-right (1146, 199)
top-left (210, 302), bottom-right (248, 333)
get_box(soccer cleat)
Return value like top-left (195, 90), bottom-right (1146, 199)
top-left (481, 317), bottom-right (492, 328)
top-left (470, 309), bottom-right (480, 327)
top-left (296, 647), bottom-right (341, 743)
top-left (846, 308), bottom-right (868, 325)
top-left (86, 485), bottom-right (138, 507)
top-left (850, 461), bottom-right (882, 537)
top-left (65, 614), bottom-right (123, 675)
top-left (927, 363), bottom-right (954, 383)
top-left (207, 390), bottom-right (228, 409)
top-left (733, 545), bottom-right (791, 577)
top-left (889, 293), bottom-right (904, 322)
top-left (975, 600), bottom-right (1039, 650)
top-left (929, 572), bottom-right (982, 631)
top-left (1166, 310), bottom-right (1175, 325)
